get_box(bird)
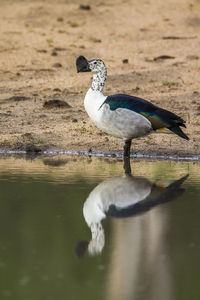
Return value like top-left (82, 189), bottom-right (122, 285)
top-left (76, 173), bottom-right (188, 256)
top-left (76, 56), bottom-right (189, 170)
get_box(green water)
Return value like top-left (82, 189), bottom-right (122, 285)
top-left (0, 155), bottom-right (199, 300)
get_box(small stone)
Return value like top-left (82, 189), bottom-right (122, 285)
top-left (140, 27), bottom-right (148, 32)
top-left (122, 59), bottom-right (128, 64)
top-left (51, 51), bottom-right (57, 56)
top-left (132, 86), bottom-right (140, 92)
top-left (72, 118), bottom-right (78, 122)
top-left (53, 88), bottom-right (61, 92)
top-left (53, 47), bottom-right (66, 51)
top-left (153, 55), bottom-right (175, 61)
top-left (80, 4), bottom-right (91, 10)
top-left (57, 17), bottom-right (64, 22)
top-left (53, 63), bottom-right (62, 68)
top-left (36, 49), bottom-right (47, 53)
top-left (43, 99), bottom-right (71, 108)
top-left (6, 96), bottom-right (30, 102)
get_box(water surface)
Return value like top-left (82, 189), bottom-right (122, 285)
top-left (0, 155), bottom-right (199, 300)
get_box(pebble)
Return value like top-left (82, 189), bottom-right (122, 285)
top-left (43, 99), bottom-right (71, 108)
top-left (80, 4), bottom-right (91, 10)
top-left (72, 118), bottom-right (78, 123)
top-left (53, 63), bottom-right (62, 68)
top-left (6, 96), bottom-right (30, 102)
top-left (53, 88), bottom-right (62, 92)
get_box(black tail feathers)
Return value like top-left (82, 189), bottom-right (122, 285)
top-left (170, 126), bottom-right (189, 140)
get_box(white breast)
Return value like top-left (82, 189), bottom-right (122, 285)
top-left (84, 88), bottom-right (106, 126)
top-left (84, 88), bottom-right (152, 140)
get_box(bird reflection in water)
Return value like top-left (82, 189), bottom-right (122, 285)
top-left (76, 170), bottom-right (188, 257)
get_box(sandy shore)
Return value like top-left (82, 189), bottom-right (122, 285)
top-left (0, 0), bottom-right (200, 157)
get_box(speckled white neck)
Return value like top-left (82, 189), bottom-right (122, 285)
top-left (88, 222), bottom-right (105, 255)
top-left (91, 68), bottom-right (107, 92)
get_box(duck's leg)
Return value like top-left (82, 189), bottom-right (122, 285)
top-left (124, 139), bottom-right (132, 158)
top-left (123, 139), bottom-right (132, 175)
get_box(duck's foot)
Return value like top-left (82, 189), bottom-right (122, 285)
top-left (123, 139), bottom-right (132, 175)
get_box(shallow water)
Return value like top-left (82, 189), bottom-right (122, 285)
top-left (0, 155), bottom-right (199, 300)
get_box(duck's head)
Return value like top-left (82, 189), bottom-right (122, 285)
top-left (76, 56), bottom-right (105, 74)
